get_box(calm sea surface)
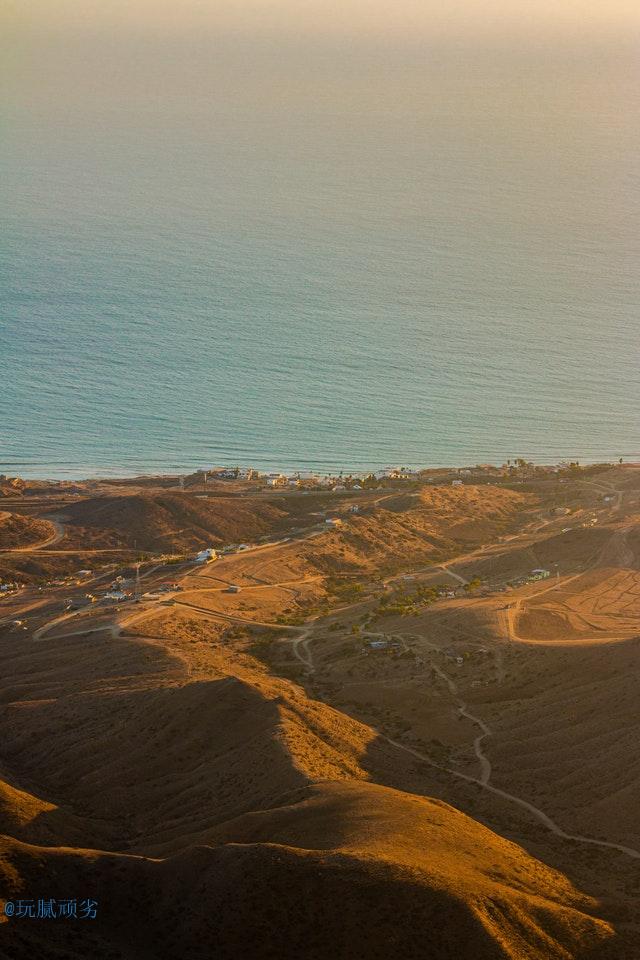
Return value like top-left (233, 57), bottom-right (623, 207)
top-left (2, 40), bottom-right (639, 479)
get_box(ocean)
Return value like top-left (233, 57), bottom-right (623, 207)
top-left (2, 37), bottom-right (639, 479)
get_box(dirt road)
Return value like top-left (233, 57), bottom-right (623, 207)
top-left (0, 517), bottom-right (65, 554)
top-left (298, 625), bottom-right (640, 861)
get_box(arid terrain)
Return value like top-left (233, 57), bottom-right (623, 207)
top-left (1, 465), bottom-right (639, 958)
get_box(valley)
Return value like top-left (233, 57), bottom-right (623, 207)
top-left (1, 465), bottom-right (639, 958)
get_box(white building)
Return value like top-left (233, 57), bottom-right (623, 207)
top-left (195, 548), bottom-right (218, 563)
top-left (376, 466), bottom-right (416, 480)
top-left (266, 474), bottom-right (288, 488)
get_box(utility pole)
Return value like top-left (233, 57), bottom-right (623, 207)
top-left (135, 562), bottom-right (142, 600)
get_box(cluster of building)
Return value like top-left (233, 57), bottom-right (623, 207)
top-left (0, 475), bottom-right (26, 495)
top-left (0, 581), bottom-right (21, 593)
top-left (507, 568), bottom-right (552, 589)
top-left (264, 473), bottom-right (368, 491)
top-left (199, 468), bottom-right (260, 482)
top-left (191, 465), bottom-right (422, 493)
top-left (193, 461), bottom-right (591, 492)
top-left (186, 460), bottom-right (610, 497)
top-left (193, 543), bottom-right (254, 563)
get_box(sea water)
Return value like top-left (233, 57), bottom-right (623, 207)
top-left (2, 38), bottom-right (639, 478)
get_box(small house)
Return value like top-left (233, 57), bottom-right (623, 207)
top-left (195, 548), bottom-right (218, 564)
top-left (368, 640), bottom-right (390, 651)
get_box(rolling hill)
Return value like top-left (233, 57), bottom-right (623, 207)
top-left (0, 780), bottom-right (613, 960)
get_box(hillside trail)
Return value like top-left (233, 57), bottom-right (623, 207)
top-left (0, 517), bottom-right (66, 554)
top-left (293, 623), bottom-right (640, 861)
top-left (579, 478), bottom-right (624, 514)
top-left (358, 628), bottom-right (492, 785)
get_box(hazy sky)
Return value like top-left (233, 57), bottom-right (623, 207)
top-left (8, 0), bottom-right (640, 41)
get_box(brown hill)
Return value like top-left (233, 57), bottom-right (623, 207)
top-left (304, 485), bottom-right (534, 575)
top-left (0, 477), bottom-right (25, 498)
top-left (0, 607), bottom-right (621, 960)
top-left (57, 493), bottom-right (290, 550)
top-left (0, 626), bottom-right (376, 854)
top-left (0, 512), bottom-right (54, 550)
top-left (1, 478), bottom-right (633, 960)
top-left (473, 631), bottom-right (640, 853)
top-left (0, 781), bottom-right (613, 960)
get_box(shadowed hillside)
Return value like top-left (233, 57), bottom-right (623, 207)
top-left (0, 781), bottom-right (614, 960)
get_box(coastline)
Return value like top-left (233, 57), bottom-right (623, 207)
top-left (0, 455), bottom-right (629, 484)
top-left (2, 459), bottom-right (630, 489)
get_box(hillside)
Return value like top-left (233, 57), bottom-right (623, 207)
top-left (2, 468), bottom-right (639, 958)
top-left (303, 484), bottom-right (534, 575)
top-left (0, 618), bottom-right (380, 854)
top-left (0, 597), bottom-right (619, 959)
top-left (56, 493), bottom-right (291, 550)
top-left (0, 512), bottom-right (54, 550)
top-left (0, 781), bottom-right (613, 960)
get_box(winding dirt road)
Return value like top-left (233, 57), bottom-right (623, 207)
top-left (0, 517), bottom-right (66, 554)
top-left (293, 622), bottom-right (640, 860)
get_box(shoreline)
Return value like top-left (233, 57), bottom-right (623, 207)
top-left (1, 456), bottom-right (630, 486)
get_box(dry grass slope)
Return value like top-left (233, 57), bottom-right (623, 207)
top-left (0, 513), bottom-right (54, 550)
top-left (58, 494), bottom-right (290, 550)
top-left (0, 782), bottom-right (613, 960)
